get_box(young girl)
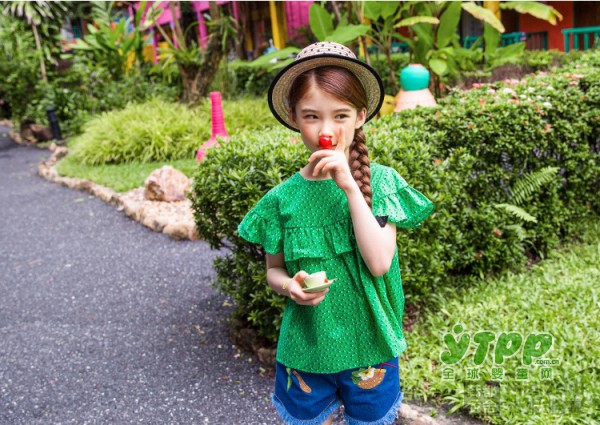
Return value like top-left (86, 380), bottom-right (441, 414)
top-left (238, 42), bottom-right (434, 425)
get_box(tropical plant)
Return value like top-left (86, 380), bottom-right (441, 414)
top-left (150, 2), bottom-right (238, 106)
top-left (353, 1), bottom-right (562, 96)
top-left (308, 3), bottom-right (370, 47)
top-left (1, 0), bottom-right (67, 83)
top-left (69, 1), bottom-right (159, 80)
top-left (0, 13), bottom-right (43, 120)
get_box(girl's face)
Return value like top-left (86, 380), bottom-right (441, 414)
top-left (290, 83), bottom-right (367, 156)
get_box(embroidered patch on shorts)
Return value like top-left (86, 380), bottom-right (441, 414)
top-left (351, 366), bottom-right (386, 389)
top-left (286, 368), bottom-right (312, 393)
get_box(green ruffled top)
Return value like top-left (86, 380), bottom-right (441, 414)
top-left (238, 163), bottom-right (434, 374)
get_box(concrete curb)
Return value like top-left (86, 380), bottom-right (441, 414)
top-left (398, 403), bottom-right (448, 425)
top-left (37, 144), bottom-right (198, 241)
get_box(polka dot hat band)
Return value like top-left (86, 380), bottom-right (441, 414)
top-left (268, 41), bottom-right (385, 132)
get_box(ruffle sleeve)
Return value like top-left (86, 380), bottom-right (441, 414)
top-left (372, 165), bottom-right (435, 229)
top-left (237, 191), bottom-right (283, 254)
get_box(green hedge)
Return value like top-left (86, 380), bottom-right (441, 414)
top-left (190, 52), bottom-right (600, 344)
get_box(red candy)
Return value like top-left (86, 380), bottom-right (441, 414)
top-left (318, 135), bottom-right (333, 149)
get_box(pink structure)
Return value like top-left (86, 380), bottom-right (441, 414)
top-left (284, 2), bottom-right (312, 41)
top-left (133, 1), bottom-right (181, 62)
top-left (191, 1), bottom-right (234, 48)
top-left (196, 92), bottom-right (229, 162)
top-left (134, 1), bottom-right (314, 61)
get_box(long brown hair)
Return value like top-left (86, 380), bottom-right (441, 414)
top-left (287, 66), bottom-right (372, 208)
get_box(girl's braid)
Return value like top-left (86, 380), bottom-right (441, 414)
top-left (349, 128), bottom-right (372, 208)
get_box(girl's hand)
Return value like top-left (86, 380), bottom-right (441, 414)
top-left (287, 271), bottom-right (329, 306)
top-left (309, 127), bottom-right (357, 194)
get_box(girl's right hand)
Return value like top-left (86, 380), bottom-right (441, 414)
top-left (287, 270), bottom-right (329, 306)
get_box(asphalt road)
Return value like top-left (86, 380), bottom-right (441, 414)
top-left (0, 128), bottom-right (278, 424)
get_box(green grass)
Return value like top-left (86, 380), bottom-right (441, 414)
top-left (402, 218), bottom-right (600, 424)
top-left (56, 155), bottom-right (198, 193)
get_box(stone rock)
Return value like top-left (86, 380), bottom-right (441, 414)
top-left (20, 119), bottom-right (53, 144)
top-left (163, 222), bottom-right (190, 240)
top-left (188, 225), bottom-right (199, 241)
top-left (144, 166), bottom-right (191, 202)
top-left (234, 328), bottom-right (260, 353)
top-left (0, 119), bottom-right (12, 128)
top-left (256, 347), bottom-right (276, 367)
top-left (31, 124), bottom-right (53, 142)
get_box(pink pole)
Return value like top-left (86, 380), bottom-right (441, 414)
top-left (198, 11), bottom-right (208, 48)
top-left (196, 92), bottom-right (230, 161)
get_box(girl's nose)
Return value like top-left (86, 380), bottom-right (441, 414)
top-left (320, 122), bottom-right (335, 137)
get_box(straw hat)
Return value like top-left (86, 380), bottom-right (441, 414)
top-left (268, 41), bottom-right (384, 132)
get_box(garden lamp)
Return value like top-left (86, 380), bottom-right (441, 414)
top-left (46, 107), bottom-right (64, 143)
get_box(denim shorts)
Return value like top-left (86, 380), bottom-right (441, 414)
top-left (272, 357), bottom-right (403, 425)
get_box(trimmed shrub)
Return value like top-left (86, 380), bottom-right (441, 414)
top-left (190, 52), bottom-right (600, 344)
top-left (68, 97), bottom-right (278, 165)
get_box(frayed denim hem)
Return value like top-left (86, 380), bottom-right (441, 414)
top-left (344, 391), bottom-right (403, 425)
top-left (271, 393), bottom-right (340, 425)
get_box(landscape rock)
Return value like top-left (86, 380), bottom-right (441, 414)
top-left (256, 347), bottom-right (276, 367)
top-left (144, 166), bottom-right (191, 202)
top-left (20, 120), bottom-right (53, 144)
top-left (38, 148), bottom-right (198, 242)
top-left (163, 222), bottom-right (190, 240)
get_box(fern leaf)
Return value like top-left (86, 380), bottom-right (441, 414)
top-left (494, 203), bottom-right (538, 223)
top-left (511, 166), bottom-right (559, 206)
top-left (504, 224), bottom-right (528, 242)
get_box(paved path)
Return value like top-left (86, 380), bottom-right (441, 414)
top-left (0, 130), bottom-right (276, 424)
top-left (0, 129), bottom-right (479, 425)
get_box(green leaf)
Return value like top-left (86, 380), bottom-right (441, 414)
top-left (510, 166), bottom-right (559, 205)
top-left (494, 204), bottom-right (537, 223)
top-left (483, 23), bottom-right (500, 58)
top-left (250, 47), bottom-right (299, 67)
top-left (499, 1), bottom-right (563, 25)
top-left (363, 2), bottom-right (383, 21)
top-left (461, 2), bottom-right (505, 33)
top-left (309, 3), bottom-right (333, 41)
top-left (380, 1), bottom-right (401, 20)
top-left (394, 16), bottom-right (440, 28)
top-left (324, 24), bottom-right (371, 45)
top-left (429, 58), bottom-right (448, 76)
top-left (270, 58), bottom-right (296, 70)
top-left (436, 2), bottom-right (461, 49)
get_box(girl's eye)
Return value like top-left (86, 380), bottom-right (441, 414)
top-left (304, 114), bottom-right (317, 119)
top-left (336, 114), bottom-right (348, 119)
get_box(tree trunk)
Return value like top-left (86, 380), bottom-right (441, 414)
top-left (385, 46), bottom-right (399, 93)
top-left (187, 2), bottom-right (224, 107)
top-left (179, 63), bottom-right (202, 105)
top-left (32, 23), bottom-right (48, 84)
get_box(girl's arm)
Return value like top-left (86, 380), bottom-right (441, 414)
top-left (345, 185), bottom-right (397, 276)
top-left (266, 252), bottom-right (329, 306)
top-left (309, 130), bottom-right (397, 276)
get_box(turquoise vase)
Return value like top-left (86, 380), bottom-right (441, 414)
top-left (400, 64), bottom-right (430, 91)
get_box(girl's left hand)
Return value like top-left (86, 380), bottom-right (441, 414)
top-left (309, 127), bottom-right (357, 194)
